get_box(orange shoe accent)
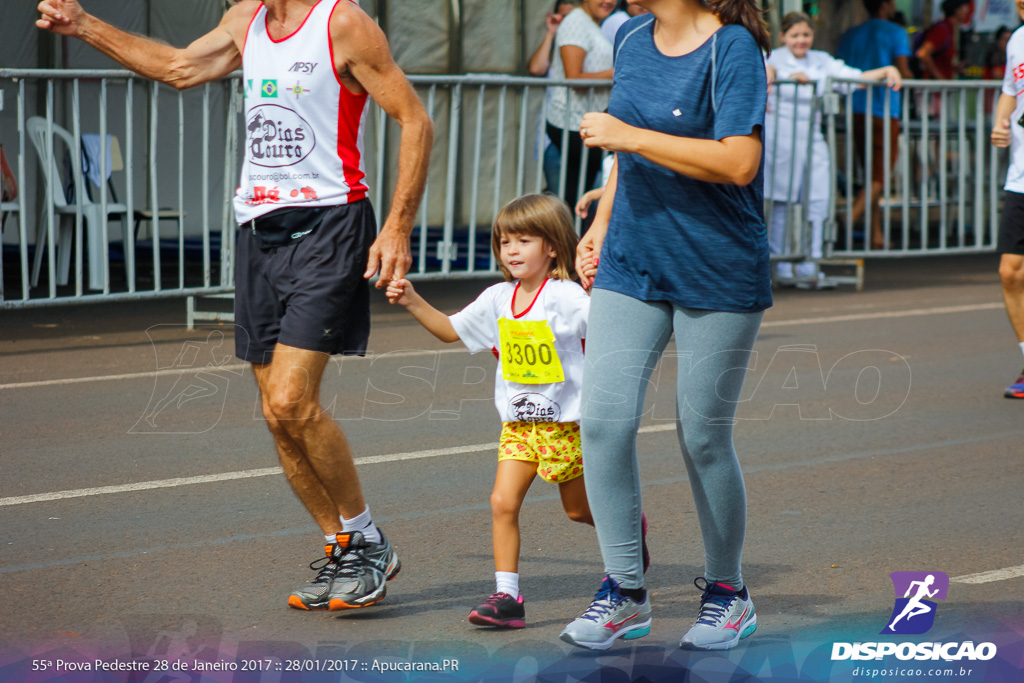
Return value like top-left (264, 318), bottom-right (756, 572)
top-left (288, 595), bottom-right (313, 610)
top-left (327, 596), bottom-right (380, 611)
top-left (335, 533), bottom-right (352, 547)
top-left (328, 586), bottom-right (387, 611)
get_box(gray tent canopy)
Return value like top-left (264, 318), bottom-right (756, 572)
top-left (1, 1), bottom-right (558, 75)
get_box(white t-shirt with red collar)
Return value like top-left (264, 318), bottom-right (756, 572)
top-left (1002, 26), bottom-right (1024, 193)
top-left (449, 278), bottom-right (589, 424)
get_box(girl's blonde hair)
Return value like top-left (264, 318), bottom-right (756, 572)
top-left (491, 194), bottom-right (579, 283)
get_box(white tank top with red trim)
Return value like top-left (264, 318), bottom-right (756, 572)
top-left (233, 0), bottom-right (369, 223)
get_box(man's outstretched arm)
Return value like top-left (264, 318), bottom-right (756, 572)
top-left (37, 0), bottom-right (255, 89)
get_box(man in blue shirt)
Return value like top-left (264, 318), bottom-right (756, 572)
top-left (837, 0), bottom-right (913, 249)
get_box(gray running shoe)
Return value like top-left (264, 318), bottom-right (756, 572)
top-left (560, 576), bottom-right (651, 650)
top-left (326, 530), bottom-right (401, 611)
top-left (287, 541), bottom-right (343, 611)
top-left (678, 577), bottom-right (757, 650)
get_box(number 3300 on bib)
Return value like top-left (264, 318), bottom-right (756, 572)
top-left (497, 318), bottom-right (565, 384)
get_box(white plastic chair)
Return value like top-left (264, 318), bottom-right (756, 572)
top-left (26, 116), bottom-right (128, 290)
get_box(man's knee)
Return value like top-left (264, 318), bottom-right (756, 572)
top-left (261, 404), bottom-right (287, 434)
top-left (263, 386), bottom-right (320, 422)
top-left (999, 255), bottom-right (1024, 292)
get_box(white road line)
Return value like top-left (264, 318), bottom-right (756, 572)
top-left (0, 365), bottom-right (251, 390)
top-left (0, 468), bottom-right (285, 507)
top-left (0, 424), bottom-right (677, 507)
top-left (0, 348), bottom-right (468, 391)
top-left (0, 303), bottom-right (1004, 392)
top-left (951, 565), bottom-right (1024, 584)
top-left (759, 302), bottom-right (1005, 328)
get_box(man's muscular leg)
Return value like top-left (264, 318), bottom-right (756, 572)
top-left (1000, 254), bottom-right (1024, 344)
top-left (258, 345), bottom-right (400, 611)
top-left (999, 254), bottom-right (1024, 399)
top-left (253, 344), bottom-right (366, 533)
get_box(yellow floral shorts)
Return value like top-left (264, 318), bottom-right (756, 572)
top-left (498, 421), bottom-right (583, 483)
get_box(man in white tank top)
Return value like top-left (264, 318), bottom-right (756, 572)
top-left (38, 0), bottom-right (432, 610)
top-left (991, 7), bottom-right (1024, 400)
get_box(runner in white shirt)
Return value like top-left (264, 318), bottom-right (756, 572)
top-left (990, 12), bottom-right (1024, 399)
top-left (387, 193), bottom-right (648, 630)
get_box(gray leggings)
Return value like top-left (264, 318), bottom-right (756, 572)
top-left (581, 288), bottom-right (763, 590)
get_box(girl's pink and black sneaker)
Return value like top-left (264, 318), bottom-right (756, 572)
top-left (468, 592), bottom-right (526, 629)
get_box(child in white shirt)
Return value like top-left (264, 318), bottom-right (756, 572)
top-left (387, 193), bottom-right (648, 628)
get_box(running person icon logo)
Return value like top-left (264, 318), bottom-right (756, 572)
top-left (881, 571), bottom-right (949, 635)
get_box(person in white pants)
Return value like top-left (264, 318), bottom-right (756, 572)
top-left (764, 12), bottom-right (901, 288)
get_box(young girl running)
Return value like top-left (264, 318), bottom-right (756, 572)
top-left (386, 193), bottom-right (646, 628)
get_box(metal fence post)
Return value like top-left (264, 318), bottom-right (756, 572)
top-left (441, 82), bottom-right (462, 275)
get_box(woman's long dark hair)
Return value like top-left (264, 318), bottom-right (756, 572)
top-left (706, 0), bottom-right (772, 54)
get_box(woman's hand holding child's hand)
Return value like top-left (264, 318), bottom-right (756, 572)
top-left (575, 230), bottom-right (603, 290)
top-left (579, 255), bottom-right (598, 285)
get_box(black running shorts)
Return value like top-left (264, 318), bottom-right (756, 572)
top-left (234, 201), bottom-right (376, 363)
top-left (998, 191), bottom-right (1024, 255)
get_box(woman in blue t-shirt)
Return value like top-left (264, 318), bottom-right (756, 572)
top-left (558, 0), bottom-right (771, 653)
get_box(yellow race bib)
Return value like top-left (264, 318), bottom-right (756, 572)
top-left (497, 318), bottom-right (564, 384)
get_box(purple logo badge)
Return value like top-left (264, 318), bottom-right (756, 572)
top-left (881, 571), bottom-right (949, 635)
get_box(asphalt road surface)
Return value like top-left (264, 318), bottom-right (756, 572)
top-left (1, 254), bottom-right (1022, 682)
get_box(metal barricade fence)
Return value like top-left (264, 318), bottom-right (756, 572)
top-left (824, 76), bottom-right (1006, 259)
top-left (397, 75), bottom-right (611, 280)
top-left (0, 72), bottom-right (612, 308)
top-left (0, 69), bottom-right (241, 308)
top-left (393, 75), bottom-right (610, 280)
top-left (0, 71), bottom-right (1010, 309)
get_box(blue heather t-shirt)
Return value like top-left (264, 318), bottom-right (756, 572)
top-left (595, 18), bottom-right (771, 313)
top-left (836, 19), bottom-right (911, 118)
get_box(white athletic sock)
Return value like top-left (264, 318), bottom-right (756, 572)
top-left (495, 571), bottom-right (519, 598)
top-left (1018, 342), bottom-right (1024, 363)
top-left (325, 533), bottom-right (337, 544)
top-left (341, 506), bottom-right (382, 544)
